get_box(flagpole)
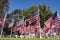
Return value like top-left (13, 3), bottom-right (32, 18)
top-left (10, 19), bottom-right (14, 38)
top-left (37, 8), bottom-right (42, 38)
top-left (10, 27), bottom-right (13, 38)
top-left (1, 12), bottom-right (7, 38)
top-left (21, 16), bottom-right (24, 35)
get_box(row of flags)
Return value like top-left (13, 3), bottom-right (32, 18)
top-left (0, 10), bottom-right (60, 37)
top-left (42, 11), bottom-right (60, 34)
top-left (12, 10), bottom-right (40, 35)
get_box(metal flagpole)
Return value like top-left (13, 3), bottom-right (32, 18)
top-left (10, 19), bottom-right (14, 38)
top-left (1, 12), bottom-right (7, 37)
top-left (37, 8), bottom-right (42, 38)
top-left (22, 16), bottom-right (24, 34)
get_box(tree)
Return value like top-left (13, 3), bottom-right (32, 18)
top-left (20, 4), bottom-right (53, 27)
top-left (39, 4), bottom-right (52, 27)
top-left (0, 0), bottom-right (9, 18)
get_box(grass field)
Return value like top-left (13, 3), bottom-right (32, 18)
top-left (0, 38), bottom-right (60, 40)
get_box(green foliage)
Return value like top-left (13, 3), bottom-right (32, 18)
top-left (19, 4), bottom-right (53, 27)
top-left (0, 0), bottom-right (9, 17)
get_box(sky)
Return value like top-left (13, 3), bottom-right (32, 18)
top-left (8, 0), bottom-right (60, 16)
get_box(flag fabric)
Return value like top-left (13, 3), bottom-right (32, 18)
top-left (0, 13), bottom-right (8, 26)
top-left (0, 18), bottom-right (3, 24)
top-left (43, 18), bottom-right (52, 34)
top-left (8, 23), bottom-right (13, 28)
top-left (42, 11), bottom-right (59, 34)
top-left (17, 17), bottom-right (26, 28)
top-left (36, 30), bottom-right (40, 35)
top-left (44, 17), bottom-right (52, 28)
top-left (0, 18), bottom-right (5, 25)
top-left (13, 27), bottom-right (21, 32)
top-left (23, 27), bottom-right (27, 34)
top-left (52, 11), bottom-right (57, 19)
top-left (17, 19), bottom-right (24, 27)
top-left (28, 11), bottom-right (39, 24)
top-left (28, 10), bottom-right (40, 36)
top-left (8, 19), bottom-right (14, 28)
top-left (54, 20), bottom-right (60, 33)
top-left (42, 18), bottom-right (52, 34)
top-left (44, 11), bottom-right (58, 28)
top-left (49, 28), bottom-right (56, 34)
top-left (42, 25), bottom-right (49, 34)
top-left (52, 12), bottom-right (60, 33)
top-left (49, 24), bottom-right (56, 34)
top-left (13, 27), bottom-right (17, 32)
top-left (30, 26), bottom-right (35, 34)
top-left (34, 23), bottom-right (40, 29)
top-left (13, 17), bottom-right (26, 34)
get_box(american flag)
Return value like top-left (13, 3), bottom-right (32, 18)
top-left (17, 17), bottom-right (26, 28)
top-left (30, 26), bottom-right (35, 34)
top-left (42, 11), bottom-right (58, 34)
top-left (44, 17), bottom-right (52, 28)
top-left (17, 19), bottom-right (24, 27)
top-left (49, 28), bottom-right (56, 34)
top-left (13, 18), bottom-right (26, 33)
top-left (13, 27), bottom-right (17, 32)
top-left (54, 20), bottom-right (60, 33)
top-left (28, 10), bottom-right (40, 35)
top-left (42, 25), bottom-right (49, 34)
top-left (8, 23), bottom-right (13, 28)
top-left (0, 18), bottom-right (5, 25)
top-left (33, 22), bottom-right (40, 30)
top-left (8, 19), bottom-right (14, 28)
top-left (28, 11), bottom-right (39, 24)
top-left (52, 12), bottom-right (60, 33)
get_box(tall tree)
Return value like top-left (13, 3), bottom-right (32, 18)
top-left (0, 0), bottom-right (9, 18)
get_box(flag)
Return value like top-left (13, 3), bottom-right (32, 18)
top-left (17, 17), bottom-right (25, 28)
top-left (49, 24), bottom-right (56, 34)
top-left (32, 11), bottom-right (39, 21)
top-left (13, 27), bottom-right (20, 32)
top-left (52, 12), bottom-right (60, 33)
top-left (49, 28), bottom-right (56, 34)
top-left (42, 11), bottom-right (58, 34)
top-left (30, 26), bottom-right (35, 34)
top-left (33, 22), bottom-right (40, 30)
top-left (44, 17), bottom-right (52, 28)
top-left (52, 11), bottom-right (57, 19)
top-left (36, 30), bottom-right (40, 34)
top-left (0, 18), bottom-right (5, 25)
top-left (8, 23), bottom-right (13, 28)
top-left (14, 17), bottom-right (26, 34)
top-left (17, 19), bottom-right (24, 26)
top-left (42, 25), bottom-right (49, 34)
top-left (28, 11), bottom-right (39, 24)
top-left (0, 18), bottom-right (3, 24)
top-left (8, 19), bottom-right (14, 28)
top-left (55, 20), bottom-right (60, 33)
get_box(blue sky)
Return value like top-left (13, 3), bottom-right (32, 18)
top-left (8, 0), bottom-right (60, 16)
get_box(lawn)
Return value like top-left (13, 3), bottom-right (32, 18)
top-left (0, 38), bottom-right (60, 40)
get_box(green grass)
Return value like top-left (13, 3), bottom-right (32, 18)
top-left (0, 38), bottom-right (60, 40)
top-left (0, 38), bottom-right (39, 40)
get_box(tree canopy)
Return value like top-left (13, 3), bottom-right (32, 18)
top-left (19, 4), bottom-right (53, 27)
